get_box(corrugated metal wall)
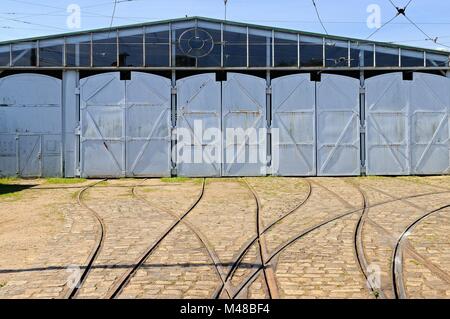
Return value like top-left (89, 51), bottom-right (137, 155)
top-left (1, 71), bottom-right (449, 178)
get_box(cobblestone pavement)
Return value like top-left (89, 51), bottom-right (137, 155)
top-left (0, 176), bottom-right (449, 299)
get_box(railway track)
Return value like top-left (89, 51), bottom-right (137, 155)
top-left (242, 178), bottom-right (279, 299)
top-left (393, 204), bottom-right (450, 299)
top-left (59, 177), bottom-right (450, 299)
top-left (356, 181), bottom-right (450, 299)
top-left (63, 179), bottom-right (107, 299)
top-left (347, 181), bottom-right (387, 299)
top-left (230, 180), bottom-right (450, 299)
top-left (105, 178), bottom-right (233, 299)
top-left (213, 178), bottom-right (312, 299)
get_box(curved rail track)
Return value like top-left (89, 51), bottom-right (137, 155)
top-left (105, 178), bottom-right (234, 299)
top-left (59, 177), bottom-right (450, 300)
top-left (213, 178), bottom-right (312, 298)
top-left (356, 181), bottom-right (450, 299)
top-left (242, 178), bottom-right (278, 299)
top-left (347, 181), bottom-right (387, 299)
top-left (64, 179), bottom-right (107, 299)
top-left (230, 180), bottom-right (450, 299)
top-left (393, 204), bottom-right (450, 299)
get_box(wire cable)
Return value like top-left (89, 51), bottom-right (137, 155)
top-left (366, 13), bottom-right (399, 40)
top-left (311, 0), bottom-right (328, 35)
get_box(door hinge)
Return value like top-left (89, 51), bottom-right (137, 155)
top-left (360, 125), bottom-right (366, 134)
top-left (75, 87), bottom-right (80, 95)
top-left (266, 86), bottom-right (272, 94)
top-left (359, 87), bottom-right (366, 94)
top-left (171, 87), bottom-right (177, 95)
top-left (75, 125), bottom-right (81, 135)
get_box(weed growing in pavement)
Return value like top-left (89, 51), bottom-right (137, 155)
top-left (161, 177), bottom-right (191, 183)
top-left (45, 178), bottom-right (87, 184)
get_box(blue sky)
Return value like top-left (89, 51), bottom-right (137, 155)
top-left (1, 0), bottom-right (450, 51)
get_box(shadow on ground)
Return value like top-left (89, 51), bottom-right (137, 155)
top-left (0, 184), bottom-right (36, 196)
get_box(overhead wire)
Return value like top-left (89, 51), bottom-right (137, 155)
top-left (311, 0), bottom-right (328, 35)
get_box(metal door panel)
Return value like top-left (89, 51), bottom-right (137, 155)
top-left (0, 74), bottom-right (61, 177)
top-left (0, 134), bottom-right (17, 176)
top-left (366, 73), bottom-right (409, 175)
top-left (18, 135), bottom-right (41, 177)
top-left (80, 73), bottom-right (125, 177)
top-left (41, 134), bottom-right (62, 177)
top-left (222, 73), bottom-right (267, 176)
top-left (272, 74), bottom-right (315, 176)
top-left (366, 72), bottom-right (450, 175)
top-left (176, 74), bottom-right (221, 177)
top-left (126, 72), bottom-right (171, 177)
top-left (410, 73), bottom-right (450, 174)
top-left (316, 75), bottom-right (360, 176)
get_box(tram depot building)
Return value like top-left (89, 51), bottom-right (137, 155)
top-left (0, 16), bottom-right (450, 178)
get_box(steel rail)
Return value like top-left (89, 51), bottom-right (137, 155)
top-left (213, 179), bottom-right (312, 299)
top-left (63, 179), bottom-right (107, 299)
top-left (231, 187), bottom-right (450, 298)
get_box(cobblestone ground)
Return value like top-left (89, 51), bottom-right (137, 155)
top-left (0, 177), bottom-right (449, 299)
top-left (0, 179), bottom-right (98, 298)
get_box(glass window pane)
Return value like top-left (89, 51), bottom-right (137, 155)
top-left (145, 27), bottom-right (169, 67)
top-left (325, 40), bottom-right (348, 67)
top-left (119, 29), bottom-right (143, 67)
top-left (224, 26), bottom-right (247, 67)
top-left (174, 26), bottom-right (196, 67)
top-left (66, 35), bottom-right (91, 67)
top-left (12, 42), bottom-right (37, 66)
top-left (0, 45), bottom-right (10, 66)
top-left (350, 42), bottom-right (374, 67)
top-left (401, 49), bottom-right (424, 67)
top-left (174, 23), bottom-right (221, 67)
top-left (376, 46), bottom-right (399, 67)
top-left (300, 36), bottom-right (323, 67)
top-left (93, 31), bottom-right (117, 67)
top-left (39, 39), bottom-right (63, 67)
top-left (274, 33), bottom-right (297, 67)
top-left (426, 53), bottom-right (448, 67)
top-left (249, 29), bottom-right (271, 67)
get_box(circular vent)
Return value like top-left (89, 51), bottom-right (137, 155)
top-left (178, 28), bottom-right (214, 58)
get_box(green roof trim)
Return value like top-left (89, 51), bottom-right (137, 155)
top-left (0, 16), bottom-right (448, 55)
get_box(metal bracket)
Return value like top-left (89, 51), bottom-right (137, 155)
top-left (75, 87), bottom-right (80, 95)
top-left (360, 125), bottom-right (366, 134)
top-left (171, 87), bottom-right (177, 95)
top-left (266, 86), bottom-right (272, 94)
top-left (75, 125), bottom-right (81, 135)
top-left (359, 87), bottom-right (366, 94)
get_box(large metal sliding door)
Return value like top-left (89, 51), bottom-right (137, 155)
top-left (176, 74), bottom-right (222, 177)
top-left (126, 72), bottom-right (171, 177)
top-left (80, 72), bottom-right (171, 178)
top-left (367, 72), bottom-right (450, 175)
top-left (222, 73), bottom-right (267, 176)
top-left (0, 74), bottom-right (62, 177)
top-left (410, 73), bottom-right (450, 175)
top-left (272, 74), bottom-right (316, 176)
top-left (316, 74), bottom-right (360, 176)
top-left (81, 73), bottom-right (125, 177)
top-left (366, 73), bottom-right (409, 175)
